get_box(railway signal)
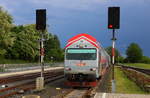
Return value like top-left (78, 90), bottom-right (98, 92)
top-left (36, 9), bottom-right (46, 30)
top-left (108, 7), bottom-right (120, 29)
top-left (36, 9), bottom-right (46, 77)
top-left (36, 9), bottom-right (47, 91)
top-left (108, 7), bottom-right (120, 93)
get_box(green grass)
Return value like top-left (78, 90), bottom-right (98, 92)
top-left (124, 63), bottom-right (150, 69)
top-left (115, 67), bottom-right (148, 94)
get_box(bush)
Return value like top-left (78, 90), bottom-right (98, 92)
top-left (126, 43), bottom-right (143, 63)
top-left (141, 56), bottom-right (150, 64)
top-left (117, 56), bottom-right (125, 63)
top-left (124, 58), bottom-right (130, 63)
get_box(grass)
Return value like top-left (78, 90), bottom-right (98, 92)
top-left (115, 67), bottom-right (148, 94)
top-left (123, 63), bottom-right (150, 69)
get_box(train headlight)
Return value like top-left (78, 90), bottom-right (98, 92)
top-left (65, 67), bottom-right (71, 71)
top-left (90, 68), bottom-right (96, 71)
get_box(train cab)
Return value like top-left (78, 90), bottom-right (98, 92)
top-left (64, 33), bottom-right (110, 87)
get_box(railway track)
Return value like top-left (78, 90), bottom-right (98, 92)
top-left (0, 69), bottom-right (64, 98)
top-left (118, 64), bottom-right (150, 92)
top-left (119, 64), bottom-right (150, 75)
top-left (0, 66), bottom-right (111, 98)
top-left (63, 78), bottom-right (107, 98)
top-left (61, 67), bottom-right (111, 98)
top-left (0, 68), bottom-right (63, 84)
top-left (64, 89), bottom-right (89, 98)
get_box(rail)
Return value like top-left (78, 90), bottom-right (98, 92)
top-left (61, 67), bottom-right (111, 98)
top-left (118, 64), bottom-right (150, 92)
top-left (0, 69), bottom-right (64, 98)
top-left (118, 64), bottom-right (150, 75)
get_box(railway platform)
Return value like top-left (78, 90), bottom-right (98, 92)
top-left (94, 93), bottom-right (150, 98)
top-left (0, 67), bottom-right (64, 78)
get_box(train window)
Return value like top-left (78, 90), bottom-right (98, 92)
top-left (66, 48), bottom-right (97, 60)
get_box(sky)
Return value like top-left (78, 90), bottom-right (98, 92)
top-left (0, 0), bottom-right (150, 57)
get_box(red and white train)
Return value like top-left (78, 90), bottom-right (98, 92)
top-left (64, 33), bottom-right (110, 87)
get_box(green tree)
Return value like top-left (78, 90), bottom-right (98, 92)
top-left (5, 24), bottom-right (40, 61)
top-left (126, 43), bottom-right (143, 63)
top-left (118, 56), bottom-right (125, 63)
top-left (105, 46), bottom-right (121, 62)
top-left (0, 7), bottom-right (14, 56)
top-left (0, 6), bottom-right (64, 62)
top-left (5, 24), bottom-right (64, 62)
top-left (45, 34), bottom-right (64, 61)
top-left (141, 56), bottom-right (150, 64)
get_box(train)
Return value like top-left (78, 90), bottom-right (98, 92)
top-left (64, 33), bottom-right (110, 87)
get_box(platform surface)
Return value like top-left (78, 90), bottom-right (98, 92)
top-left (0, 67), bottom-right (64, 78)
top-left (94, 93), bottom-right (150, 98)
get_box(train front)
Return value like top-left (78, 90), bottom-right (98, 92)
top-left (64, 34), bottom-right (100, 87)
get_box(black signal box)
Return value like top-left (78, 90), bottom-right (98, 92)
top-left (36, 9), bottom-right (46, 30)
top-left (108, 7), bottom-right (120, 29)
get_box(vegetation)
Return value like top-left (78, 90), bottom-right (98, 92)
top-left (45, 34), bottom-right (64, 62)
top-left (105, 43), bottom-right (150, 64)
top-left (124, 63), bottom-right (150, 69)
top-left (126, 43), bottom-right (143, 63)
top-left (0, 56), bottom-right (31, 64)
top-left (5, 25), bottom-right (40, 61)
top-left (0, 6), bottom-right (64, 63)
top-left (117, 56), bottom-right (125, 63)
top-left (105, 46), bottom-right (120, 57)
top-left (122, 67), bottom-right (150, 92)
top-left (124, 43), bottom-right (150, 64)
top-left (105, 46), bottom-right (124, 63)
top-left (115, 67), bottom-right (147, 94)
top-left (141, 56), bottom-right (150, 64)
top-left (0, 7), bottom-right (14, 56)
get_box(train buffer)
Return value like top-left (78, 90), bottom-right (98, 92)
top-left (94, 93), bottom-right (150, 98)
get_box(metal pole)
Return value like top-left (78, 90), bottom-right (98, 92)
top-left (40, 33), bottom-right (44, 77)
top-left (112, 29), bottom-right (115, 79)
top-left (111, 29), bottom-right (116, 93)
top-left (36, 32), bottom-right (45, 91)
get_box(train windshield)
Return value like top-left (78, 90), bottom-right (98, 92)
top-left (66, 48), bottom-right (97, 60)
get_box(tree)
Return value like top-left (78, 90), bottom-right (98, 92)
top-left (44, 34), bottom-right (64, 61)
top-left (126, 43), bottom-right (143, 63)
top-left (5, 24), bottom-right (40, 61)
top-left (5, 24), bottom-right (64, 62)
top-left (105, 46), bottom-right (121, 63)
top-left (0, 7), bottom-right (14, 56)
top-left (141, 56), bottom-right (150, 64)
top-left (118, 56), bottom-right (125, 63)
top-left (105, 46), bottom-right (120, 57)
top-left (0, 6), bottom-right (64, 62)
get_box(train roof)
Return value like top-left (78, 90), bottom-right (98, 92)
top-left (65, 33), bottom-right (101, 48)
